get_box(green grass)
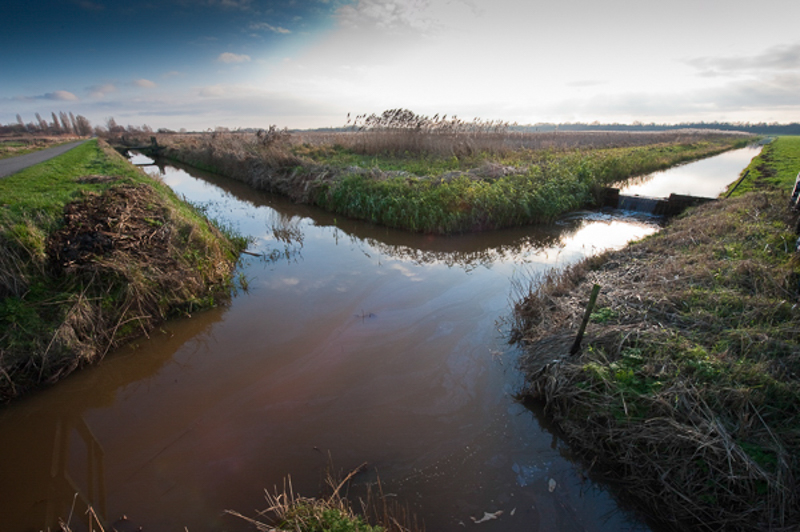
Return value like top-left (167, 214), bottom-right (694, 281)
top-left (1, 141), bottom-right (135, 220)
top-left (728, 136), bottom-right (800, 195)
top-left (312, 140), bottom-right (746, 233)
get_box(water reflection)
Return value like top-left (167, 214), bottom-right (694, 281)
top-left (0, 308), bottom-right (226, 531)
top-left (139, 154), bottom-right (657, 272)
top-left (616, 145), bottom-right (761, 198)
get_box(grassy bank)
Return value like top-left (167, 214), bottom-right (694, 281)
top-left (512, 137), bottom-right (800, 530)
top-left (121, 125), bottom-right (749, 234)
top-left (728, 136), bottom-right (800, 195)
top-left (0, 139), bottom-right (245, 402)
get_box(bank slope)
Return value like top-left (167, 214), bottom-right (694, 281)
top-left (0, 140), bottom-right (245, 402)
top-left (513, 137), bottom-right (800, 531)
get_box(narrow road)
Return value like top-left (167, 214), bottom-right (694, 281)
top-left (0, 139), bottom-right (88, 179)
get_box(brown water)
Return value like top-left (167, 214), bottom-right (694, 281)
top-left (0, 156), bottom-right (674, 532)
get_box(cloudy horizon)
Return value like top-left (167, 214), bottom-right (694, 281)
top-left (3, 0), bottom-right (800, 131)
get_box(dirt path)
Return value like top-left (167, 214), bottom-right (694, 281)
top-left (0, 139), bottom-right (87, 178)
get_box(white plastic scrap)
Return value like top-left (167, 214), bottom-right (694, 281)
top-left (548, 478), bottom-right (557, 492)
top-left (471, 510), bottom-right (504, 524)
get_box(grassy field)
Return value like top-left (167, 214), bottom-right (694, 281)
top-left (512, 136), bottom-right (800, 531)
top-left (122, 126), bottom-right (750, 234)
top-left (728, 136), bottom-right (800, 195)
top-left (0, 140), bottom-right (245, 401)
top-left (0, 136), bottom-right (79, 160)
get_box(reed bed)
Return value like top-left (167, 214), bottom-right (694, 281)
top-left (511, 188), bottom-right (800, 531)
top-left (125, 115), bottom-right (749, 234)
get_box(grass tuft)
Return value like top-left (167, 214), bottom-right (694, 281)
top-left (228, 462), bottom-right (423, 532)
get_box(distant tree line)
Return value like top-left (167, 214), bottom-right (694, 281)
top-left (511, 121), bottom-right (800, 135)
top-left (0, 111), bottom-right (93, 137)
top-left (5, 111), bottom-right (800, 137)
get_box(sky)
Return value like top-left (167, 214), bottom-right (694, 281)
top-left (2, 0), bottom-right (800, 131)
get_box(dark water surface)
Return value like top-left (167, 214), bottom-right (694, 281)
top-left (0, 148), bottom-right (753, 531)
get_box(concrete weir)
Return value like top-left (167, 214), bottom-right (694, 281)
top-left (601, 187), bottom-right (715, 216)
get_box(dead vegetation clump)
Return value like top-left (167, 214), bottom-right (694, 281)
top-left (1, 183), bottom-right (238, 401)
top-left (512, 191), bottom-right (800, 531)
top-left (152, 130), bottom-right (328, 203)
top-left (228, 462), bottom-right (423, 532)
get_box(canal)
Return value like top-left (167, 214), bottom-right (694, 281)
top-left (0, 146), bottom-right (759, 531)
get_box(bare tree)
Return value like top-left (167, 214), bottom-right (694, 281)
top-left (74, 115), bottom-right (92, 136)
top-left (50, 112), bottom-right (62, 134)
top-left (35, 113), bottom-right (48, 132)
top-left (106, 116), bottom-right (123, 134)
top-left (59, 111), bottom-right (73, 134)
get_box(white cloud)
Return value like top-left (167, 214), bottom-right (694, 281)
top-left (217, 52), bottom-right (251, 63)
top-left (687, 43), bottom-right (800, 75)
top-left (336, 0), bottom-right (451, 33)
top-left (88, 83), bottom-right (117, 99)
top-left (43, 90), bottom-right (79, 101)
top-left (133, 79), bottom-right (157, 88)
top-left (209, 0), bottom-right (252, 9)
top-left (249, 22), bottom-right (291, 34)
top-left (199, 85), bottom-right (226, 97)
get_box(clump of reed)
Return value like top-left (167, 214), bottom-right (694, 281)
top-left (228, 463), bottom-right (423, 532)
top-left (511, 189), bottom-right (800, 531)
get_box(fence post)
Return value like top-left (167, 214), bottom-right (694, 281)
top-left (570, 284), bottom-right (601, 355)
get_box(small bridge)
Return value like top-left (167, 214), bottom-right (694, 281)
top-left (600, 187), bottom-right (715, 216)
top-left (114, 136), bottom-right (163, 160)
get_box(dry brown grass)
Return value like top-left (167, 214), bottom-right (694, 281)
top-left (512, 192), bottom-right (800, 531)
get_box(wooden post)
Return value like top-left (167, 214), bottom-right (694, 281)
top-left (570, 284), bottom-right (601, 355)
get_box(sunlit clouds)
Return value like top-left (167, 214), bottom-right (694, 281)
top-left (2, 0), bottom-right (800, 130)
top-left (217, 52), bottom-right (252, 64)
top-left (88, 84), bottom-right (117, 99)
top-left (40, 91), bottom-right (79, 102)
top-left (133, 79), bottom-right (158, 89)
